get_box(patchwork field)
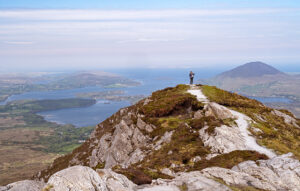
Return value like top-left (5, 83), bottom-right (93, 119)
top-left (0, 99), bottom-right (95, 185)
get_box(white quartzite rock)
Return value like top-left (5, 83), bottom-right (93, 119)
top-left (89, 119), bottom-right (150, 168)
top-left (204, 102), bottom-right (234, 119)
top-left (96, 169), bottom-right (137, 191)
top-left (199, 125), bottom-right (247, 154)
top-left (0, 180), bottom-right (44, 191)
top-left (44, 166), bottom-right (136, 191)
top-left (137, 171), bottom-right (231, 191)
top-left (272, 109), bottom-right (299, 128)
top-left (203, 153), bottom-right (300, 191)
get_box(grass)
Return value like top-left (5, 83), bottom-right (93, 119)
top-left (141, 123), bottom-right (210, 170)
top-left (192, 150), bottom-right (268, 171)
top-left (114, 121), bottom-right (211, 183)
top-left (0, 99), bottom-right (97, 185)
top-left (145, 117), bottom-right (183, 138)
top-left (202, 85), bottom-right (264, 109)
top-left (140, 85), bottom-right (204, 117)
top-left (0, 145), bottom-right (58, 186)
top-left (112, 166), bottom-right (172, 185)
top-left (213, 178), bottom-right (266, 191)
top-left (35, 84), bottom-right (300, 186)
top-left (202, 85), bottom-right (300, 159)
top-left (2, 98), bottom-right (96, 113)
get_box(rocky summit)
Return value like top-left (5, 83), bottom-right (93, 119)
top-left (1, 84), bottom-right (300, 191)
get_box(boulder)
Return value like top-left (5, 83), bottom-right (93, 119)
top-left (137, 171), bottom-right (231, 191)
top-left (44, 166), bottom-right (136, 191)
top-left (203, 153), bottom-right (300, 191)
top-left (0, 180), bottom-right (44, 191)
top-left (204, 102), bottom-right (234, 119)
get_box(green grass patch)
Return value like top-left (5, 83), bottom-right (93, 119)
top-left (202, 85), bottom-right (300, 160)
top-left (140, 85), bottom-right (203, 117)
top-left (192, 150), bottom-right (268, 171)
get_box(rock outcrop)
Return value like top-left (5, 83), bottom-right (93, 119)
top-left (43, 166), bottom-right (136, 191)
top-left (89, 116), bottom-right (150, 168)
top-left (4, 84), bottom-right (300, 191)
top-left (0, 180), bottom-right (44, 191)
top-left (138, 171), bottom-right (231, 191)
top-left (5, 153), bottom-right (300, 191)
top-left (203, 153), bottom-right (300, 191)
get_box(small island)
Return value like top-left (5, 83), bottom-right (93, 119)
top-left (76, 90), bottom-right (145, 104)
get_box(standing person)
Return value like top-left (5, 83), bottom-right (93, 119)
top-left (189, 71), bottom-right (195, 85)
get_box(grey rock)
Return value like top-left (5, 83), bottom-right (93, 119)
top-left (160, 168), bottom-right (175, 177)
top-left (153, 131), bottom-right (173, 151)
top-left (138, 171), bottom-right (231, 191)
top-left (96, 169), bottom-right (136, 191)
top-left (204, 102), bottom-right (234, 119)
top-left (193, 110), bottom-right (203, 119)
top-left (203, 153), bottom-right (300, 191)
top-left (136, 118), bottom-right (153, 133)
top-left (0, 180), bottom-right (44, 191)
top-left (143, 98), bottom-right (152, 106)
top-left (191, 156), bottom-right (202, 163)
top-left (272, 110), bottom-right (299, 128)
top-left (89, 119), bottom-right (150, 168)
top-left (199, 125), bottom-right (247, 154)
top-left (44, 166), bottom-right (136, 191)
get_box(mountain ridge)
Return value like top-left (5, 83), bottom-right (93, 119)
top-left (2, 84), bottom-right (300, 190)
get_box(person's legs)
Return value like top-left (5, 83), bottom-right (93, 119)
top-left (190, 78), bottom-right (194, 85)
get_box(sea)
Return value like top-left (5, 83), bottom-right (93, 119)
top-left (0, 68), bottom-right (293, 127)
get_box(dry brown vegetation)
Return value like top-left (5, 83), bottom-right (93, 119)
top-left (140, 85), bottom-right (204, 117)
top-left (36, 84), bottom-right (300, 187)
top-left (192, 150), bottom-right (268, 171)
top-left (202, 85), bottom-right (300, 159)
top-left (0, 145), bottom-right (58, 185)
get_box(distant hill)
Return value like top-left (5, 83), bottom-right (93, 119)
top-left (47, 71), bottom-right (140, 89)
top-left (217, 61), bottom-right (284, 78)
top-left (199, 62), bottom-right (300, 117)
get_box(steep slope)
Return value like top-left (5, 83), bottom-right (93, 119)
top-left (3, 84), bottom-right (300, 190)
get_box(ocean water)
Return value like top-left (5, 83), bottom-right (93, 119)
top-left (0, 68), bottom-right (293, 127)
top-left (248, 96), bottom-right (292, 104)
top-left (38, 100), bottom-right (130, 127)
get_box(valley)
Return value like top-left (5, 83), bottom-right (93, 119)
top-left (0, 99), bottom-right (96, 185)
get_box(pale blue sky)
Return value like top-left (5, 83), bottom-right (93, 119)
top-left (0, 0), bottom-right (300, 71)
top-left (1, 0), bottom-right (300, 9)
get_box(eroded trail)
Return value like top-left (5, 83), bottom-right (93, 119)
top-left (188, 85), bottom-right (276, 158)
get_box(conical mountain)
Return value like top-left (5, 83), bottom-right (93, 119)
top-left (217, 61), bottom-right (284, 78)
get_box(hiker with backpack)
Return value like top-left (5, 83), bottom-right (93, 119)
top-left (189, 71), bottom-right (195, 85)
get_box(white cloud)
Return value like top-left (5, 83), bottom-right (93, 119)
top-left (4, 41), bottom-right (34, 45)
top-left (0, 8), bottom-right (299, 69)
top-left (117, 38), bottom-right (185, 43)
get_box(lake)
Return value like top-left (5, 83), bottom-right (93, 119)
top-left (0, 68), bottom-right (293, 127)
top-left (248, 96), bottom-right (293, 104)
top-left (1, 68), bottom-right (222, 127)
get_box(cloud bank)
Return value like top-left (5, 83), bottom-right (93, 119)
top-left (0, 8), bottom-right (299, 70)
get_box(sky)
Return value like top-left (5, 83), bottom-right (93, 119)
top-left (0, 0), bottom-right (300, 71)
